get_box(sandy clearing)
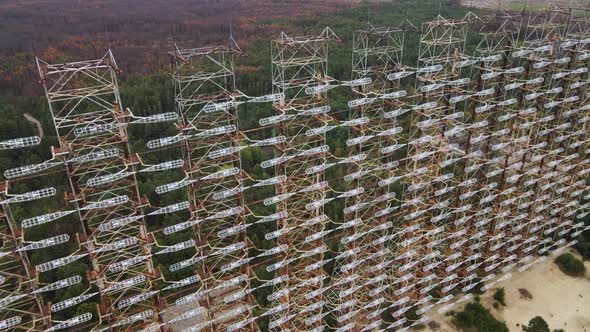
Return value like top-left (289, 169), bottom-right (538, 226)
top-left (495, 249), bottom-right (590, 332)
top-left (423, 249), bottom-right (590, 332)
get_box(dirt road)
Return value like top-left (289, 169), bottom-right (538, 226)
top-left (23, 113), bottom-right (44, 138)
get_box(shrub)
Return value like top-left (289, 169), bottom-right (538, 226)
top-left (493, 287), bottom-right (506, 306)
top-left (522, 316), bottom-right (550, 332)
top-left (452, 302), bottom-right (509, 332)
top-left (555, 253), bottom-right (586, 275)
top-left (576, 239), bottom-right (590, 259)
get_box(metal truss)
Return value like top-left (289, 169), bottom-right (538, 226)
top-left (35, 51), bottom-right (158, 330)
top-left (326, 22), bottom-right (412, 330)
top-left (0, 188), bottom-right (47, 331)
top-left (374, 12), bottom-right (481, 325)
top-left (166, 41), bottom-right (256, 332)
top-left (265, 27), bottom-right (340, 332)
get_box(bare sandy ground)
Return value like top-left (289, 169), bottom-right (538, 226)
top-left (496, 249), bottom-right (590, 332)
top-left (423, 249), bottom-right (590, 332)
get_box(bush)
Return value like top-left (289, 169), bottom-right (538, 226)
top-left (493, 287), bottom-right (506, 306)
top-left (576, 240), bottom-right (590, 259)
top-left (522, 316), bottom-right (550, 332)
top-left (452, 302), bottom-right (509, 332)
top-left (555, 253), bottom-right (586, 275)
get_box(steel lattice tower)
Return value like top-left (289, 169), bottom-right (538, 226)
top-left (265, 27), bottom-right (340, 331)
top-left (0, 187), bottom-right (47, 331)
top-left (384, 13), bottom-right (478, 323)
top-left (328, 23), bottom-right (411, 330)
top-left (36, 51), bottom-right (159, 329)
top-left (167, 43), bottom-right (256, 331)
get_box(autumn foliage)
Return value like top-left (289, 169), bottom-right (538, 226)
top-left (0, 0), bottom-right (358, 95)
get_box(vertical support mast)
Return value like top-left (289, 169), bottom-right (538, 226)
top-left (0, 189), bottom-right (47, 331)
top-left (267, 27), bottom-right (339, 331)
top-left (330, 23), bottom-right (410, 330)
top-left (170, 43), bottom-right (255, 331)
top-left (36, 51), bottom-right (158, 328)
top-left (383, 12), bottom-right (477, 326)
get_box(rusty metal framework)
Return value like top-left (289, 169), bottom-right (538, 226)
top-left (0, 184), bottom-right (48, 331)
top-left (0, 1), bottom-right (589, 332)
top-left (265, 27), bottom-right (340, 331)
top-left (161, 42), bottom-right (257, 331)
top-left (34, 50), bottom-right (161, 330)
top-left (326, 22), bottom-right (412, 330)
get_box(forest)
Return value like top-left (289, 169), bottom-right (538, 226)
top-left (1, 0), bottom-right (589, 329)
